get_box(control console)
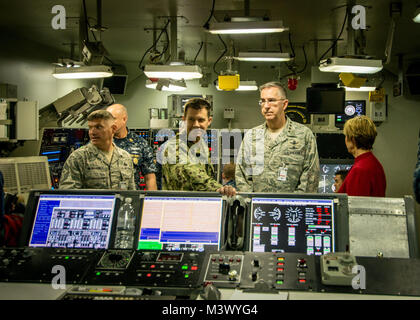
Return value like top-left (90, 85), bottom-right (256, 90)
top-left (203, 251), bottom-right (318, 292)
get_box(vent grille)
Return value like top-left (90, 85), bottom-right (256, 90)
top-left (0, 163), bottom-right (18, 193)
top-left (18, 162), bottom-right (49, 192)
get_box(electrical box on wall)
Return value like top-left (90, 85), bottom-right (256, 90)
top-left (224, 107), bottom-right (235, 119)
top-left (368, 89), bottom-right (387, 122)
top-left (0, 99), bottom-right (38, 141)
top-left (368, 101), bottom-right (387, 122)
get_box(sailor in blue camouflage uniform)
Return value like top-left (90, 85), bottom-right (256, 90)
top-left (107, 104), bottom-right (158, 190)
top-left (236, 82), bottom-right (319, 193)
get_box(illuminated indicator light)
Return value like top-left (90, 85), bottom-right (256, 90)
top-left (191, 266), bottom-right (198, 271)
top-left (182, 265), bottom-right (188, 270)
top-left (277, 280), bottom-right (284, 285)
top-left (277, 257), bottom-right (284, 261)
top-left (277, 262), bottom-right (284, 266)
top-left (299, 279), bottom-right (306, 283)
top-left (147, 273), bottom-right (152, 277)
top-left (96, 272), bottom-right (101, 276)
top-left (277, 268), bottom-right (284, 272)
top-left (150, 265), bottom-right (156, 269)
top-left (185, 274), bottom-right (189, 279)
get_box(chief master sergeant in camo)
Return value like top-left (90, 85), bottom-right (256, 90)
top-left (159, 98), bottom-right (236, 197)
top-left (236, 81), bottom-right (319, 193)
top-left (107, 104), bottom-right (158, 190)
top-left (59, 110), bottom-right (136, 190)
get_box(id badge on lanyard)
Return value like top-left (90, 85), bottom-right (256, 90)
top-left (277, 166), bottom-right (288, 181)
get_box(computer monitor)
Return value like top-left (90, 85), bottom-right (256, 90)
top-left (335, 100), bottom-right (366, 127)
top-left (306, 86), bottom-right (345, 114)
top-left (138, 195), bottom-right (224, 252)
top-left (28, 194), bottom-right (117, 249)
top-left (249, 196), bottom-right (336, 255)
top-left (318, 159), bottom-right (354, 193)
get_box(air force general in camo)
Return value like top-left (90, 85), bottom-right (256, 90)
top-left (236, 82), bottom-right (320, 193)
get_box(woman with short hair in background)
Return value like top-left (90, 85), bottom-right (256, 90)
top-left (337, 116), bottom-right (386, 197)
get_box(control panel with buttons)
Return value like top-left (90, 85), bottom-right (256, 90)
top-left (83, 250), bottom-right (206, 291)
top-left (203, 252), bottom-right (244, 288)
top-left (239, 252), bottom-right (317, 292)
top-left (0, 247), bottom-right (102, 284)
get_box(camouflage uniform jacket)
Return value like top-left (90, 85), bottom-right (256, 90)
top-left (59, 142), bottom-right (135, 190)
top-left (236, 117), bottom-right (320, 193)
top-left (160, 132), bottom-right (222, 191)
top-left (113, 130), bottom-right (157, 189)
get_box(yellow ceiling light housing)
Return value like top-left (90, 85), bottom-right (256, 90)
top-left (339, 73), bottom-right (367, 88)
top-left (218, 74), bottom-right (240, 91)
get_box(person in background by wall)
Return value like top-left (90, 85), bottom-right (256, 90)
top-left (107, 104), bottom-right (158, 190)
top-left (414, 131), bottom-right (420, 203)
top-left (337, 116), bottom-right (386, 197)
top-left (333, 169), bottom-right (349, 193)
top-left (0, 171), bottom-right (24, 247)
top-left (222, 163), bottom-right (237, 188)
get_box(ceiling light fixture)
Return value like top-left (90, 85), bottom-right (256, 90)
top-left (413, 6), bottom-right (420, 23)
top-left (341, 85), bottom-right (377, 92)
top-left (143, 64), bottom-right (203, 81)
top-left (216, 80), bottom-right (258, 91)
top-left (52, 65), bottom-right (113, 79)
top-left (319, 57), bottom-right (383, 74)
top-left (145, 78), bottom-right (187, 91)
top-left (208, 20), bottom-right (288, 34)
top-left (234, 52), bottom-right (293, 62)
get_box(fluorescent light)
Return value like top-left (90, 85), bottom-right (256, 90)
top-left (208, 20), bottom-right (288, 34)
top-left (414, 7), bottom-right (420, 23)
top-left (319, 57), bottom-right (383, 74)
top-left (216, 80), bottom-right (258, 91)
top-left (342, 85), bottom-right (377, 92)
top-left (52, 65), bottom-right (113, 79)
top-left (145, 79), bottom-right (187, 91)
top-left (144, 64), bottom-right (203, 80)
top-left (234, 52), bottom-right (293, 62)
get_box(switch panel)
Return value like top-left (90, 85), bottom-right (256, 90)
top-left (203, 252), bottom-right (244, 288)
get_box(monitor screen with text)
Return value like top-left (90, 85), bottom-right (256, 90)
top-left (138, 196), bottom-right (224, 252)
top-left (250, 197), bottom-right (335, 255)
top-left (29, 194), bottom-right (116, 249)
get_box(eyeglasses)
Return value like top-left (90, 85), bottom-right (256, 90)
top-left (258, 98), bottom-right (286, 106)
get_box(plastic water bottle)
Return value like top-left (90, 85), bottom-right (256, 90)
top-left (115, 197), bottom-right (135, 249)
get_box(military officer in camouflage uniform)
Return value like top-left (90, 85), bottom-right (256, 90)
top-left (107, 104), bottom-right (157, 190)
top-left (236, 82), bottom-right (319, 193)
top-left (59, 110), bottom-right (135, 190)
top-left (160, 98), bottom-right (236, 196)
